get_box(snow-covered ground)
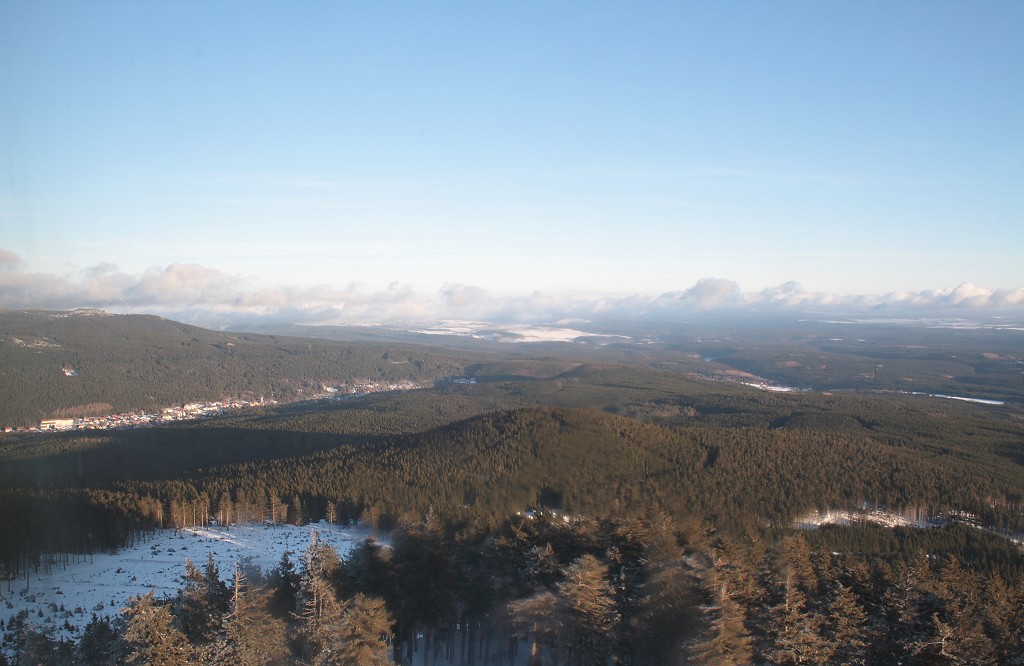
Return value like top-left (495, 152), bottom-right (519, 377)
top-left (792, 509), bottom-right (941, 530)
top-left (410, 320), bottom-right (629, 344)
top-left (1, 521), bottom-right (377, 644)
top-left (794, 509), bottom-right (1024, 548)
top-left (907, 391), bottom-right (1005, 406)
top-left (741, 381), bottom-right (805, 393)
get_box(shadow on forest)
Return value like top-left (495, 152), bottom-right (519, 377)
top-left (0, 426), bottom-right (370, 490)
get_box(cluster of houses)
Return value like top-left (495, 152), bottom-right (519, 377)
top-left (10, 379), bottom-right (425, 435)
top-left (28, 398), bottom-right (271, 433)
top-left (311, 379), bottom-right (421, 400)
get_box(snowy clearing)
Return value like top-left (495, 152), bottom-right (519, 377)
top-left (794, 509), bottom-right (1024, 549)
top-left (1, 521), bottom-right (377, 644)
top-left (792, 509), bottom-right (940, 530)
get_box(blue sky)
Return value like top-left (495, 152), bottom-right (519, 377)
top-left (1, 2), bottom-right (1022, 323)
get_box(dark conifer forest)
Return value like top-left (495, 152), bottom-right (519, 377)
top-left (1, 310), bottom-right (1023, 664)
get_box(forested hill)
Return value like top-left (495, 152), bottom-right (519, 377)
top-left (125, 406), bottom-right (1018, 534)
top-left (0, 309), bottom-right (465, 427)
top-left (4, 400), bottom-right (1023, 586)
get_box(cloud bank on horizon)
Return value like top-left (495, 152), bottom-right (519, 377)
top-left (1, 250), bottom-right (1022, 327)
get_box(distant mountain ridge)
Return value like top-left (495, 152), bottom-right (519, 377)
top-left (0, 309), bottom-right (465, 428)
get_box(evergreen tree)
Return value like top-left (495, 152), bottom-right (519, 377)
top-left (507, 592), bottom-right (561, 666)
top-left (389, 521), bottom-right (458, 657)
top-left (631, 558), bottom-right (700, 665)
top-left (213, 564), bottom-right (290, 666)
top-left (334, 593), bottom-right (393, 666)
top-left (982, 574), bottom-right (1024, 664)
top-left (525, 542), bottom-right (562, 591)
top-left (20, 624), bottom-right (59, 666)
top-left (622, 512), bottom-right (702, 664)
top-left (879, 554), bottom-right (937, 662)
top-left (757, 539), bottom-right (829, 666)
top-left (820, 582), bottom-right (869, 666)
top-left (773, 534), bottom-right (816, 595)
top-left (1, 611), bottom-right (29, 666)
top-left (557, 554), bottom-right (620, 664)
top-left (295, 532), bottom-right (346, 665)
top-left (75, 614), bottom-right (125, 666)
top-left (912, 558), bottom-right (998, 665)
top-left (122, 592), bottom-right (192, 666)
top-left (693, 537), bottom-right (756, 665)
top-left (215, 492), bottom-right (233, 527)
top-left (342, 538), bottom-right (395, 603)
top-left (267, 551), bottom-right (301, 618)
top-left (695, 582), bottom-right (754, 666)
top-left (287, 495), bottom-right (306, 526)
top-left (2, 615), bottom-right (59, 666)
top-left (171, 555), bottom-right (229, 644)
top-left (761, 581), bottom-right (829, 665)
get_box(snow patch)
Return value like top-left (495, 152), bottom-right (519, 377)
top-left (793, 509), bottom-right (938, 530)
top-left (1, 522), bottom-right (377, 645)
top-left (410, 320), bottom-right (629, 344)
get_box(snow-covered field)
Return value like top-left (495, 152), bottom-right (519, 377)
top-left (410, 320), bottom-right (629, 344)
top-left (1, 521), bottom-right (376, 643)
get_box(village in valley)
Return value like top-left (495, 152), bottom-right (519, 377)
top-left (32, 398), bottom-right (273, 434)
top-left (14, 379), bottom-right (422, 434)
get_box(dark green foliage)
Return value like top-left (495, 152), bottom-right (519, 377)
top-left (693, 529), bottom-right (1024, 666)
top-left (267, 552), bottom-right (301, 619)
top-left (340, 539), bottom-right (397, 616)
top-left (76, 614), bottom-right (124, 666)
top-left (171, 555), bottom-right (230, 644)
top-left (117, 405), bottom-right (1023, 537)
top-left (2, 388), bottom-right (1022, 583)
top-left (805, 523), bottom-right (1024, 583)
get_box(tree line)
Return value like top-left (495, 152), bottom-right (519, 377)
top-left (4, 511), bottom-right (1024, 665)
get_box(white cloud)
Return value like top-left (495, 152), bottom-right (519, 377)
top-left (440, 283), bottom-right (489, 311)
top-left (0, 248), bottom-right (1022, 327)
top-left (676, 278), bottom-right (742, 309)
top-left (0, 249), bottom-right (22, 269)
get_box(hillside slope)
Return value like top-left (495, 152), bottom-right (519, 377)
top-left (0, 309), bottom-right (464, 426)
top-left (110, 406), bottom-right (1023, 534)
